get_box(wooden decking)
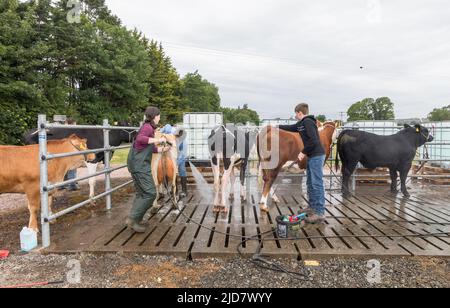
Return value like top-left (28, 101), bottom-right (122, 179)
top-left (47, 182), bottom-right (450, 260)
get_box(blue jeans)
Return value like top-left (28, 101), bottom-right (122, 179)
top-left (177, 155), bottom-right (187, 177)
top-left (306, 155), bottom-right (326, 215)
top-left (64, 169), bottom-right (78, 189)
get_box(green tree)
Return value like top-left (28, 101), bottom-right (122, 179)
top-left (221, 104), bottom-right (260, 125)
top-left (316, 114), bottom-right (327, 122)
top-left (347, 98), bottom-right (374, 121)
top-left (372, 97), bottom-right (395, 120)
top-left (144, 40), bottom-right (183, 124)
top-left (0, 0), bottom-right (54, 144)
top-left (428, 105), bottom-right (450, 121)
top-left (181, 71), bottom-right (221, 113)
top-left (347, 97), bottom-right (395, 122)
top-left (0, 0), bottom-right (225, 144)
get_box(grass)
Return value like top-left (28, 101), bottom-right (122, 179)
top-left (111, 148), bottom-right (130, 165)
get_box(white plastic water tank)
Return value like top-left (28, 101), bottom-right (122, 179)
top-left (183, 113), bottom-right (223, 161)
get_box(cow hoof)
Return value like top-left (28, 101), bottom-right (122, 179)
top-left (259, 204), bottom-right (269, 213)
top-left (213, 206), bottom-right (224, 213)
top-left (90, 200), bottom-right (97, 206)
top-left (220, 207), bottom-right (228, 214)
top-left (150, 206), bottom-right (161, 214)
top-left (240, 196), bottom-right (247, 203)
top-left (229, 194), bottom-right (235, 201)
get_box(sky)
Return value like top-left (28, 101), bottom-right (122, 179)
top-left (105, 0), bottom-right (450, 120)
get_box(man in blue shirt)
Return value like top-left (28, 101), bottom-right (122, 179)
top-left (279, 103), bottom-right (326, 224)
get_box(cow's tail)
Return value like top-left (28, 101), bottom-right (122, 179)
top-left (335, 131), bottom-right (345, 173)
top-left (256, 133), bottom-right (263, 186)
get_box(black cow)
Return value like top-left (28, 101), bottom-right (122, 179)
top-left (208, 124), bottom-right (257, 213)
top-left (336, 124), bottom-right (434, 198)
top-left (23, 123), bottom-right (138, 199)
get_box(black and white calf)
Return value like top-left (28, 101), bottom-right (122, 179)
top-left (336, 124), bottom-right (434, 198)
top-left (208, 125), bottom-right (257, 213)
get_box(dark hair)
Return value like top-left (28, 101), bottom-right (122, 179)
top-left (295, 103), bottom-right (309, 115)
top-left (145, 107), bottom-right (160, 128)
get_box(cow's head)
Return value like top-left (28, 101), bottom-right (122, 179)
top-left (404, 124), bottom-right (434, 146)
top-left (155, 131), bottom-right (178, 160)
top-left (117, 121), bottom-right (139, 144)
top-left (68, 134), bottom-right (96, 162)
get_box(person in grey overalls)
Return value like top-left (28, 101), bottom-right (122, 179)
top-left (126, 107), bottom-right (170, 233)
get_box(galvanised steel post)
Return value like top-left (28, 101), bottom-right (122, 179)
top-left (103, 119), bottom-right (112, 211)
top-left (38, 115), bottom-right (51, 248)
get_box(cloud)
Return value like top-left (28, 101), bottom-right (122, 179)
top-left (106, 0), bottom-right (450, 120)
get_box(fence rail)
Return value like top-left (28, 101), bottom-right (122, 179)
top-left (38, 115), bottom-right (140, 248)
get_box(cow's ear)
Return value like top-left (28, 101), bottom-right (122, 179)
top-left (404, 124), bottom-right (411, 129)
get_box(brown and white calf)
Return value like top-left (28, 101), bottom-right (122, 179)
top-left (151, 132), bottom-right (179, 210)
top-left (257, 122), bottom-right (337, 212)
top-left (0, 135), bottom-right (95, 232)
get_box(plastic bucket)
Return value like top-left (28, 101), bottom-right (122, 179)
top-left (276, 216), bottom-right (302, 239)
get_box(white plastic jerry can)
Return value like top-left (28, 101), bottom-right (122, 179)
top-left (20, 227), bottom-right (38, 252)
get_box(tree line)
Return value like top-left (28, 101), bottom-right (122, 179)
top-left (346, 97), bottom-right (450, 122)
top-left (0, 0), bottom-right (260, 145)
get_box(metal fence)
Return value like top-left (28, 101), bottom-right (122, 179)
top-left (37, 116), bottom-right (450, 248)
top-left (38, 115), bottom-right (139, 248)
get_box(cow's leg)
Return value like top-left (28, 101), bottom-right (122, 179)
top-left (150, 159), bottom-right (162, 213)
top-left (240, 161), bottom-right (248, 203)
top-left (259, 168), bottom-right (280, 212)
top-left (342, 161), bottom-right (357, 198)
top-left (212, 157), bottom-right (221, 210)
top-left (171, 176), bottom-right (178, 209)
top-left (26, 191), bottom-right (40, 233)
top-left (48, 196), bottom-right (58, 225)
top-left (150, 183), bottom-right (161, 214)
top-left (400, 164), bottom-right (412, 198)
top-left (390, 168), bottom-right (399, 193)
top-left (86, 162), bottom-right (98, 204)
top-left (229, 167), bottom-right (236, 202)
top-left (270, 186), bottom-right (280, 204)
top-left (217, 155), bottom-right (239, 213)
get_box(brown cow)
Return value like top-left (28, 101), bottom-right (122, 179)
top-left (257, 122), bottom-right (337, 212)
top-left (0, 135), bottom-right (95, 232)
top-left (151, 132), bottom-right (178, 212)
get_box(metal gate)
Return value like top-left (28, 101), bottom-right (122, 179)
top-left (38, 115), bottom-right (139, 248)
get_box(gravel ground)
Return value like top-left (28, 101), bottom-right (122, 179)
top-left (0, 166), bottom-right (133, 254)
top-left (0, 253), bottom-right (448, 288)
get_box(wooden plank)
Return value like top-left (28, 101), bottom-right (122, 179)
top-left (228, 224), bottom-right (259, 258)
top-left (380, 195), bottom-right (450, 224)
top-left (395, 223), bottom-right (450, 254)
top-left (331, 194), bottom-right (389, 222)
top-left (353, 195), bottom-right (414, 223)
top-left (135, 224), bottom-right (190, 256)
top-left (353, 222), bottom-right (411, 256)
top-left (190, 222), bottom-right (244, 258)
top-left (365, 220), bottom-right (415, 256)
top-left (135, 224), bottom-right (172, 251)
top-left (258, 224), bottom-right (298, 259)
